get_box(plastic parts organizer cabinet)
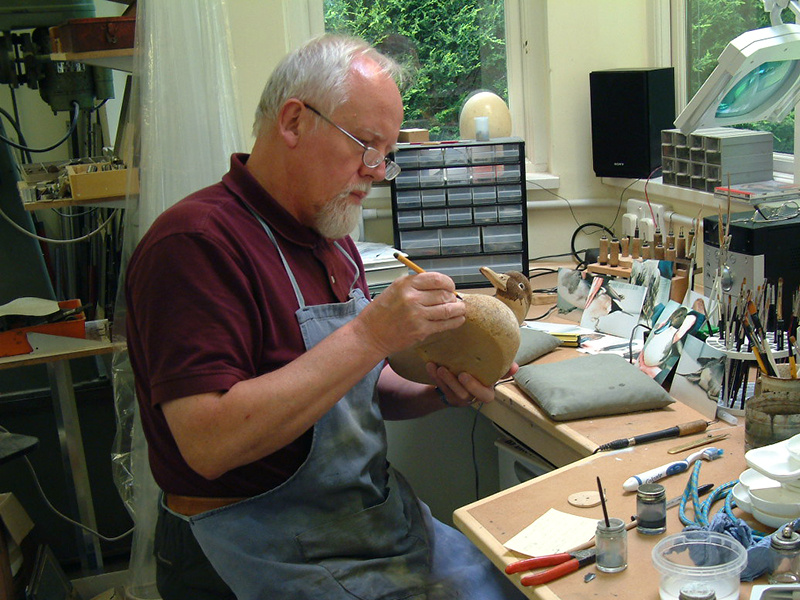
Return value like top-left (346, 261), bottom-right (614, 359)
top-left (390, 138), bottom-right (529, 288)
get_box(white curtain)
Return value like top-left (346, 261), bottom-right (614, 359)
top-left (112, 1), bottom-right (245, 597)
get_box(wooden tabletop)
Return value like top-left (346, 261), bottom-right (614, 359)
top-left (483, 361), bottom-right (716, 467)
top-left (454, 422), bottom-right (765, 599)
top-left (0, 333), bottom-right (123, 370)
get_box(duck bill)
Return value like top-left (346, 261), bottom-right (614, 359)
top-left (479, 266), bottom-right (509, 292)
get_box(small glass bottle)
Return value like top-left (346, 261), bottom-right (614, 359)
top-left (769, 524), bottom-right (800, 584)
top-left (636, 482), bottom-right (667, 535)
top-left (678, 581), bottom-right (716, 600)
top-left (595, 517), bottom-right (627, 573)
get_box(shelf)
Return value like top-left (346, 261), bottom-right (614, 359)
top-left (50, 48), bottom-right (133, 72)
top-left (23, 196), bottom-right (127, 211)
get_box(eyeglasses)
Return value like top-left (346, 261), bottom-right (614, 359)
top-left (730, 200), bottom-right (800, 224)
top-left (754, 200), bottom-right (800, 223)
top-left (304, 103), bottom-right (401, 181)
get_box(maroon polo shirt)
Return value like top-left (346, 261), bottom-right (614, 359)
top-left (125, 153), bottom-right (370, 496)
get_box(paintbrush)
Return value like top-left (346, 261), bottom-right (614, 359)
top-left (742, 317), bottom-right (773, 376)
top-left (597, 476), bottom-right (610, 527)
top-left (747, 297), bottom-right (780, 375)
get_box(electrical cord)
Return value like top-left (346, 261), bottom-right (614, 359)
top-left (471, 402), bottom-right (484, 500)
top-left (610, 177), bottom-right (641, 231)
top-left (570, 222), bottom-right (615, 268)
top-left (0, 101), bottom-right (80, 153)
top-left (527, 180), bottom-right (585, 227)
top-left (0, 425), bottom-right (133, 542)
top-left (628, 322), bottom-right (650, 364)
top-left (0, 105), bottom-right (32, 163)
top-left (529, 250), bottom-right (591, 263)
top-left (526, 303), bottom-right (558, 321)
top-left (0, 204), bottom-right (120, 244)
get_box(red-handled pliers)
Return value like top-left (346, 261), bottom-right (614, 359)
top-left (505, 548), bottom-right (596, 586)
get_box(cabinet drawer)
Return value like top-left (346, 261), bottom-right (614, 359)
top-left (482, 224), bottom-right (523, 252)
top-left (400, 230), bottom-right (440, 256)
top-left (441, 227), bottom-right (481, 255)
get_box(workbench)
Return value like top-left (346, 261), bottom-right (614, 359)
top-left (455, 264), bottom-right (771, 598)
top-left (454, 423), bottom-right (763, 599)
top-left (0, 333), bottom-right (123, 573)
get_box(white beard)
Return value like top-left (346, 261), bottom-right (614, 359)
top-left (314, 183), bottom-right (370, 239)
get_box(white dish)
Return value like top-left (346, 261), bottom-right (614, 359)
top-left (739, 468), bottom-right (781, 491)
top-left (783, 478), bottom-right (800, 492)
top-left (745, 438), bottom-right (800, 481)
top-left (787, 433), bottom-right (800, 462)
top-left (731, 482), bottom-right (752, 511)
top-left (748, 486), bottom-right (800, 519)
top-left (751, 505), bottom-right (795, 530)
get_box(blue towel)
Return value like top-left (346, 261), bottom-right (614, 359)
top-left (684, 514), bottom-right (800, 581)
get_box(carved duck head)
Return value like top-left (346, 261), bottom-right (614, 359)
top-left (479, 267), bottom-right (533, 325)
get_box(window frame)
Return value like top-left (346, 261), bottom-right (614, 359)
top-left (289, 0), bottom-right (551, 174)
top-left (669, 0), bottom-right (798, 178)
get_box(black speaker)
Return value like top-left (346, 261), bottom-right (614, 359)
top-left (590, 67), bottom-right (675, 179)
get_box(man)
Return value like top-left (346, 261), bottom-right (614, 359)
top-left (126, 34), bottom-right (523, 600)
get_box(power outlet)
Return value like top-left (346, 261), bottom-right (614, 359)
top-left (626, 199), bottom-right (672, 235)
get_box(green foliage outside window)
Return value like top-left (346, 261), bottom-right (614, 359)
top-left (688, 0), bottom-right (795, 153)
top-left (324, 0), bottom-right (507, 140)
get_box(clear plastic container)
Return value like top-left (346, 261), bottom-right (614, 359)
top-left (652, 531), bottom-right (747, 600)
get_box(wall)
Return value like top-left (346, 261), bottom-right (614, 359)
top-left (226, 2), bottom-right (289, 146)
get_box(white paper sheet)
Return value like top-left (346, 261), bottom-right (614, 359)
top-left (503, 508), bottom-right (598, 557)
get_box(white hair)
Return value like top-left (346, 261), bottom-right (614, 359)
top-left (252, 34), bottom-right (404, 137)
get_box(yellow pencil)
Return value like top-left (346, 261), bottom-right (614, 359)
top-left (393, 252), bottom-right (463, 299)
top-left (393, 251), bottom-right (425, 274)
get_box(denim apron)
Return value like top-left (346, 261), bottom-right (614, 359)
top-left (180, 213), bottom-right (524, 600)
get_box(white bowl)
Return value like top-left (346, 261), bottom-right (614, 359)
top-left (787, 433), bottom-right (800, 461)
top-left (782, 478), bottom-right (800, 493)
top-left (748, 486), bottom-right (800, 519)
top-left (731, 482), bottom-right (752, 511)
top-left (751, 505), bottom-right (795, 530)
top-left (738, 468), bottom-right (781, 491)
top-left (745, 439), bottom-right (800, 481)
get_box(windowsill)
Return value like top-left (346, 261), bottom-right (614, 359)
top-left (601, 175), bottom-right (750, 209)
top-left (526, 171), bottom-right (560, 190)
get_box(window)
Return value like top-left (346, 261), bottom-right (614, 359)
top-left (288, 0), bottom-right (550, 174)
top-left (323, 0), bottom-right (508, 141)
top-left (684, 0), bottom-right (795, 155)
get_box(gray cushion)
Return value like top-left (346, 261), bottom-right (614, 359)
top-left (515, 327), bottom-right (562, 366)
top-left (513, 353), bottom-right (675, 421)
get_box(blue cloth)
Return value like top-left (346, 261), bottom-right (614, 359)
top-left (685, 513), bottom-right (800, 581)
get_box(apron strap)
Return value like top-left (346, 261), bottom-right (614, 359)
top-left (240, 201), bottom-right (307, 309)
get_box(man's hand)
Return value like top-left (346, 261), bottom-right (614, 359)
top-left (355, 272), bottom-right (466, 357)
top-left (427, 362), bottom-right (519, 407)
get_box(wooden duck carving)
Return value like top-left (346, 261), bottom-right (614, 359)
top-left (389, 267), bottom-right (533, 386)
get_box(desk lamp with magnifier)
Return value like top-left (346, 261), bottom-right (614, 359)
top-left (681, 1), bottom-right (800, 344)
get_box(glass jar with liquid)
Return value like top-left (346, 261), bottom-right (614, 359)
top-left (595, 517), bottom-right (627, 573)
top-left (770, 524), bottom-right (800, 584)
top-left (636, 482), bottom-right (667, 535)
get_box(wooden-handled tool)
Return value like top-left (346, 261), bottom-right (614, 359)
top-left (594, 419), bottom-right (710, 452)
